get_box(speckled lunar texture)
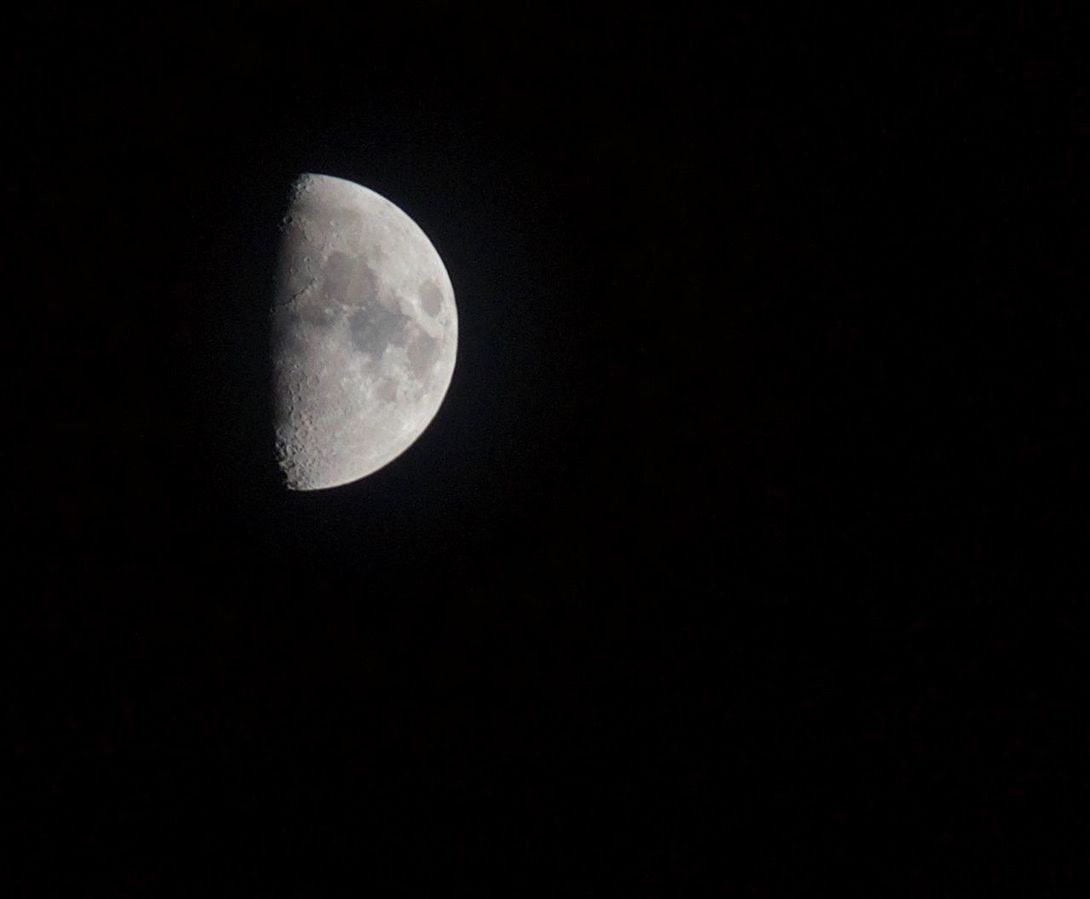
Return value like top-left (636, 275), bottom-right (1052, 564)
top-left (271, 174), bottom-right (457, 490)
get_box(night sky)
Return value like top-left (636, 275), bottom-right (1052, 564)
top-left (12, 7), bottom-right (1088, 896)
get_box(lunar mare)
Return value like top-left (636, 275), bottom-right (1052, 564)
top-left (271, 173), bottom-right (457, 489)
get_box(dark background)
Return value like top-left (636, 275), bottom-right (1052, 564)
top-left (11, 5), bottom-right (1088, 896)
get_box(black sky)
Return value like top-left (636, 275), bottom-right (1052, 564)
top-left (11, 6), bottom-right (1089, 896)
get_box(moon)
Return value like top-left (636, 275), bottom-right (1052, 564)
top-left (271, 173), bottom-right (458, 490)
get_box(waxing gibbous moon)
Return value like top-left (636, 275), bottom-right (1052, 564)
top-left (271, 173), bottom-right (458, 490)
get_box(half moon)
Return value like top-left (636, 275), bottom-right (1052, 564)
top-left (271, 173), bottom-right (458, 490)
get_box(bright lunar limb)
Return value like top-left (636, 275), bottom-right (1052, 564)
top-left (271, 173), bottom-right (458, 490)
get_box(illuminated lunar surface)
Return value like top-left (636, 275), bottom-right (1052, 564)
top-left (271, 173), bottom-right (457, 490)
